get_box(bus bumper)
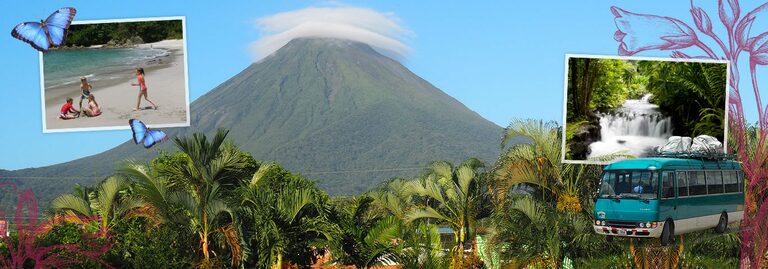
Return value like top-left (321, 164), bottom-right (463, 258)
top-left (593, 222), bottom-right (664, 238)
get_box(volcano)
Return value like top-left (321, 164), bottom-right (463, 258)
top-left (4, 38), bottom-right (505, 201)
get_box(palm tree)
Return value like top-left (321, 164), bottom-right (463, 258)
top-left (368, 178), bottom-right (416, 220)
top-left (398, 222), bottom-right (448, 269)
top-left (238, 163), bottom-right (337, 268)
top-left (494, 119), bottom-right (613, 214)
top-left (404, 158), bottom-right (491, 253)
top-left (489, 119), bottom-right (620, 266)
top-left (330, 196), bottom-right (401, 268)
top-left (50, 176), bottom-right (145, 233)
top-left (168, 130), bottom-right (248, 267)
top-left (491, 195), bottom-right (596, 268)
top-left (369, 179), bottom-right (451, 269)
top-left (121, 130), bottom-right (248, 268)
top-left (120, 162), bottom-right (175, 224)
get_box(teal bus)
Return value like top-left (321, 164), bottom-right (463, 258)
top-left (592, 156), bottom-right (744, 246)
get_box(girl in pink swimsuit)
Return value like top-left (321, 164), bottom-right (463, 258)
top-left (82, 94), bottom-right (102, 117)
top-left (130, 67), bottom-right (158, 111)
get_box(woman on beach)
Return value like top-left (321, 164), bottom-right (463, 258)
top-left (130, 68), bottom-right (158, 111)
top-left (82, 95), bottom-right (102, 117)
top-left (58, 97), bottom-right (80, 120)
top-left (79, 76), bottom-right (92, 110)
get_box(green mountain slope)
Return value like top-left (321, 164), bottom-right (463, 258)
top-left (4, 38), bottom-right (504, 204)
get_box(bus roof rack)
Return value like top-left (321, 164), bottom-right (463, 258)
top-left (648, 151), bottom-right (736, 161)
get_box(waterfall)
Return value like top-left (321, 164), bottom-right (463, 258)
top-left (588, 93), bottom-right (672, 159)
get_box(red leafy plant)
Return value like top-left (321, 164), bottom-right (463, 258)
top-left (0, 182), bottom-right (113, 268)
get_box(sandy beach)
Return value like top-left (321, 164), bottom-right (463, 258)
top-left (43, 39), bottom-right (188, 131)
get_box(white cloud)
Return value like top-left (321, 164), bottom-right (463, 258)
top-left (250, 5), bottom-right (411, 61)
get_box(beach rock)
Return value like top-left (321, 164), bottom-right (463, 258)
top-left (103, 37), bottom-right (144, 48)
top-left (128, 36), bottom-right (144, 45)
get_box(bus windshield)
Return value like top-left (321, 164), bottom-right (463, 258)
top-left (598, 170), bottom-right (658, 200)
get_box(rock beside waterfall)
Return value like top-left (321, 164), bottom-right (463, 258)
top-left (568, 121), bottom-right (601, 160)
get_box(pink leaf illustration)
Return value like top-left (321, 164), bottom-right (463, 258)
top-left (748, 31), bottom-right (768, 65)
top-left (611, 6), bottom-right (699, 55)
top-left (0, 182), bottom-right (113, 268)
top-left (735, 3), bottom-right (768, 51)
top-left (610, 1), bottom-right (768, 267)
top-left (692, 6), bottom-right (714, 35)
top-left (719, 0), bottom-right (741, 29)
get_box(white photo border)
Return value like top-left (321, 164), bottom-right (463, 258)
top-left (39, 16), bottom-right (191, 133)
top-left (560, 54), bottom-right (730, 165)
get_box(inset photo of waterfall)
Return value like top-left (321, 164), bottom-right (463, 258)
top-left (562, 55), bottom-right (729, 163)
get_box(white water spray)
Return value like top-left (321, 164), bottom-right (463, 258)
top-left (588, 94), bottom-right (672, 159)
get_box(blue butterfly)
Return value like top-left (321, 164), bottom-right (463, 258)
top-left (129, 119), bottom-right (168, 149)
top-left (11, 7), bottom-right (77, 52)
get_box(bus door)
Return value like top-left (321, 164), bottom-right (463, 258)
top-left (659, 171), bottom-right (677, 219)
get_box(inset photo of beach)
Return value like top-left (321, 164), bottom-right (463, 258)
top-left (41, 17), bottom-right (189, 132)
top-left (562, 55), bottom-right (728, 164)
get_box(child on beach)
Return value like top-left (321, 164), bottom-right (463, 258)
top-left (82, 95), bottom-right (102, 117)
top-left (79, 76), bottom-right (92, 110)
top-left (58, 97), bottom-right (79, 120)
top-left (130, 68), bottom-right (158, 111)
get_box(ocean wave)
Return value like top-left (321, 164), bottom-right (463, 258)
top-left (43, 47), bottom-right (171, 90)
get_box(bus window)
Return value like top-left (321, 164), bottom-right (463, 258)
top-left (598, 170), bottom-right (658, 200)
top-left (688, 171), bottom-right (707, 195)
top-left (632, 171), bottom-right (655, 195)
top-left (738, 171), bottom-right (745, 192)
top-left (706, 171), bottom-right (724, 194)
top-left (676, 171), bottom-right (688, 197)
top-left (661, 171), bottom-right (674, 198)
top-left (723, 171), bottom-right (739, 193)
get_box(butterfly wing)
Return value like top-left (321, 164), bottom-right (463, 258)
top-left (11, 22), bottom-right (49, 52)
top-left (129, 119), bottom-right (148, 144)
top-left (44, 7), bottom-right (76, 46)
top-left (143, 130), bottom-right (167, 149)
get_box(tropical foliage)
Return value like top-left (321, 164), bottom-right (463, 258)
top-left (0, 121), bottom-right (749, 268)
top-left (329, 196), bottom-right (400, 267)
top-left (65, 20), bottom-right (183, 47)
top-left (489, 119), bottom-right (621, 267)
top-left (404, 158), bottom-right (493, 252)
top-left (566, 57), bottom-right (645, 122)
top-left (641, 60), bottom-right (727, 141)
top-left (237, 162), bottom-right (336, 268)
top-left (50, 176), bottom-right (145, 233)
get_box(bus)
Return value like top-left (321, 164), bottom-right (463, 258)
top-left (592, 156), bottom-right (744, 246)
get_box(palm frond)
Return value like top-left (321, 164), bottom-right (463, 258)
top-left (50, 194), bottom-right (92, 216)
top-left (404, 206), bottom-right (453, 225)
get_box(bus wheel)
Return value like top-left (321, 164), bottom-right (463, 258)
top-left (715, 212), bottom-right (728, 234)
top-left (661, 221), bottom-right (673, 246)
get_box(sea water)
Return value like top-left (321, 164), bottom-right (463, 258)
top-left (43, 47), bottom-right (169, 90)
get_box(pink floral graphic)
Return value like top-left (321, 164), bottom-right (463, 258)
top-left (611, 1), bottom-right (768, 267)
top-left (0, 182), bottom-right (113, 268)
top-left (611, 7), bottom-right (699, 56)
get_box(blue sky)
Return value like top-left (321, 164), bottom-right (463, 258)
top-left (0, 1), bottom-right (764, 170)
